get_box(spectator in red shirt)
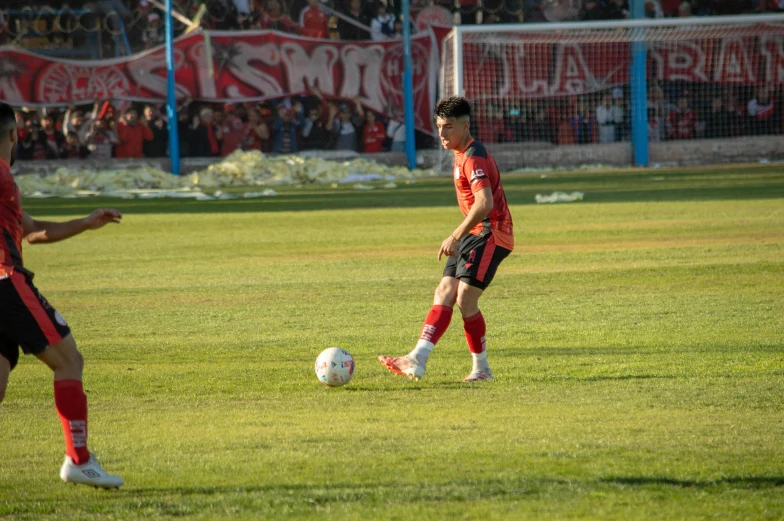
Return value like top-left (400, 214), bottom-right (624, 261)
top-left (243, 107), bottom-right (271, 151)
top-left (15, 112), bottom-right (28, 157)
top-left (115, 108), bottom-right (154, 158)
top-left (19, 124), bottom-right (57, 160)
top-left (362, 111), bottom-right (387, 153)
top-left (299, 0), bottom-right (329, 38)
top-left (260, 0), bottom-right (299, 33)
top-left (660, 0), bottom-right (681, 15)
top-left (218, 105), bottom-right (247, 156)
top-left (666, 93), bottom-right (697, 140)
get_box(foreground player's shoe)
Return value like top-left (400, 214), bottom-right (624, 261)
top-left (463, 368), bottom-right (494, 382)
top-left (378, 355), bottom-right (426, 381)
top-left (60, 454), bottom-right (124, 489)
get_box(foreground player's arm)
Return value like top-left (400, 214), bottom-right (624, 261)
top-left (438, 186), bottom-right (493, 260)
top-left (22, 208), bottom-right (122, 245)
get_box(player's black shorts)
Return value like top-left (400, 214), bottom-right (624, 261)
top-left (0, 271), bottom-right (71, 370)
top-left (443, 231), bottom-right (511, 290)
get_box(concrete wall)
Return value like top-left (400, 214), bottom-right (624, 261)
top-left (12, 135), bottom-right (784, 176)
top-left (467, 135), bottom-right (784, 172)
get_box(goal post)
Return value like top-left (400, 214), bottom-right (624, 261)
top-left (438, 14), bottom-right (784, 173)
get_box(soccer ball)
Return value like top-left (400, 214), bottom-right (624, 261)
top-left (314, 347), bottom-right (355, 387)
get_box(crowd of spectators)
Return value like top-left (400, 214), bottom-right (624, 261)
top-left (470, 83), bottom-right (783, 146)
top-left (13, 90), bottom-right (412, 161)
top-left (5, 1), bottom-right (784, 162)
top-left (13, 82), bottom-right (782, 163)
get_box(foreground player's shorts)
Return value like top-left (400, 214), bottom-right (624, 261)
top-left (0, 272), bottom-right (71, 370)
top-left (443, 232), bottom-right (511, 290)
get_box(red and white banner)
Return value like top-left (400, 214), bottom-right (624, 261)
top-left (461, 24), bottom-right (784, 100)
top-left (0, 29), bottom-right (439, 133)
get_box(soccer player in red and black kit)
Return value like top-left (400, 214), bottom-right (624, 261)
top-left (0, 102), bottom-right (124, 488)
top-left (379, 97), bottom-right (514, 382)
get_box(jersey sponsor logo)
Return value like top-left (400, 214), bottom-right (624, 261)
top-left (470, 168), bottom-right (487, 183)
top-left (454, 167), bottom-right (461, 180)
top-left (55, 311), bottom-right (68, 327)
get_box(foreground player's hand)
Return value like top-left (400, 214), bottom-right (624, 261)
top-left (84, 209), bottom-right (122, 230)
top-left (438, 235), bottom-right (459, 261)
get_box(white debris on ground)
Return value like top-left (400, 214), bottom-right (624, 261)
top-left (15, 150), bottom-right (433, 200)
top-left (535, 191), bottom-right (585, 204)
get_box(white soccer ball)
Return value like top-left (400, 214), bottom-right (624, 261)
top-left (314, 347), bottom-right (355, 387)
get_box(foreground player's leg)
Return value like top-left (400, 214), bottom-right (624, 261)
top-left (378, 277), bottom-right (458, 380)
top-left (457, 282), bottom-right (493, 382)
top-left (36, 335), bottom-right (123, 489)
top-left (0, 354), bottom-right (10, 405)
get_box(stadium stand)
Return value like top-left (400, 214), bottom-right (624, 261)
top-left (2, 1), bottom-right (782, 160)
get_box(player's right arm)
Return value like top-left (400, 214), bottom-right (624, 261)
top-left (22, 209), bottom-right (122, 245)
top-left (438, 186), bottom-right (493, 261)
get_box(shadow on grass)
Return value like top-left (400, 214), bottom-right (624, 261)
top-left (9, 476), bottom-right (781, 517)
top-left (124, 474), bottom-right (784, 501)
top-left (21, 168), bottom-right (784, 216)
top-left (127, 477), bottom-right (578, 501)
top-left (603, 476), bottom-right (784, 489)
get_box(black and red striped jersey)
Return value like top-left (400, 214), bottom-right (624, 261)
top-left (0, 158), bottom-right (24, 278)
top-left (453, 139), bottom-right (514, 251)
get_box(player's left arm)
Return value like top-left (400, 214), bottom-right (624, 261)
top-left (438, 186), bottom-right (493, 260)
top-left (22, 208), bottom-right (122, 245)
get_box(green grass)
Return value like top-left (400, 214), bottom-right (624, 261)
top-left (1, 164), bottom-right (783, 520)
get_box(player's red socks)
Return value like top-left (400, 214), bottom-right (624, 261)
top-left (463, 311), bottom-right (487, 354)
top-left (54, 379), bottom-right (89, 465)
top-left (420, 305), bottom-right (454, 346)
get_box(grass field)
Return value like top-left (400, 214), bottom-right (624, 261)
top-left (1, 164), bottom-right (783, 520)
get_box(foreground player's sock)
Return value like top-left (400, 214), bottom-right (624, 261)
top-left (409, 305), bottom-right (454, 365)
top-left (463, 311), bottom-right (490, 372)
top-left (54, 379), bottom-right (89, 465)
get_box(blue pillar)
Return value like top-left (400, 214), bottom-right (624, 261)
top-left (630, 0), bottom-right (649, 167)
top-left (165, 0), bottom-right (181, 175)
top-left (401, 0), bottom-right (417, 170)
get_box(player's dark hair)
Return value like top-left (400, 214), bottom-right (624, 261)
top-left (434, 97), bottom-right (471, 120)
top-left (0, 102), bottom-right (16, 141)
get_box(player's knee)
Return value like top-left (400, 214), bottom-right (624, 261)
top-left (456, 290), bottom-right (480, 316)
top-left (70, 349), bottom-right (84, 374)
top-left (434, 279), bottom-right (458, 304)
top-left (42, 335), bottom-right (83, 375)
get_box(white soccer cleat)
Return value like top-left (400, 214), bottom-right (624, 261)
top-left (378, 355), bottom-right (426, 381)
top-left (60, 454), bottom-right (124, 489)
top-left (463, 368), bottom-right (494, 382)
